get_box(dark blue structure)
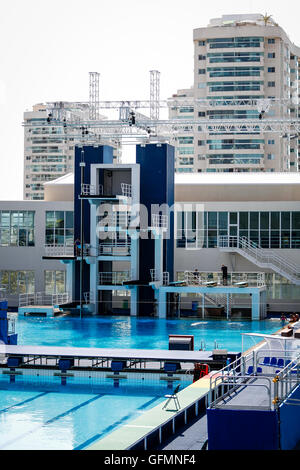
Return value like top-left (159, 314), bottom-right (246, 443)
top-left (136, 144), bottom-right (175, 315)
top-left (0, 301), bottom-right (17, 345)
top-left (74, 145), bottom-right (114, 302)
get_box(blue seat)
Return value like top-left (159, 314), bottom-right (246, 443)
top-left (285, 360), bottom-right (291, 367)
top-left (270, 357), bottom-right (277, 367)
top-left (246, 366), bottom-right (253, 375)
top-left (277, 359), bottom-right (284, 368)
top-left (257, 367), bottom-right (262, 374)
top-left (260, 356), bottom-right (270, 366)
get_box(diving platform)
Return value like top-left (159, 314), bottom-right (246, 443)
top-left (152, 284), bottom-right (267, 320)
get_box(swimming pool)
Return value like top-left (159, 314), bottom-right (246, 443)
top-left (1, 315), bottom-right (282, 449)
top-left (0, 370), bottom-right (189, 450)
top-left (14, 315), bottom-right (282, 352)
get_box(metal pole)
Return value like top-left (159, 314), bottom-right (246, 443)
top-left (79, 155), bottom-right (86, 319)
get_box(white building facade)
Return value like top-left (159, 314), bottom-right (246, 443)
top-left (172, 14), bottom-right (300, 174)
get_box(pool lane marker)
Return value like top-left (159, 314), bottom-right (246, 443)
top-left (77, 395), bottom-right (162, 450)
top-left (0, 393), bottom-right (105, 450)
top-left (0, 392), bottom-right (49, 414)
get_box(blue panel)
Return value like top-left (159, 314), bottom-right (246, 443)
top-left (7, 357), bottom-right (22, 367)
top-left (207, 408), bottom-right (279, 450)
top-left (280, 384), bottom-right (300, 449)
top-left (58, 359), bottom-right (74, 371)
top-left (74, 145), bottom-right (114, 301)
top-left (136, 144), bottom-right (175, 313)
top-left (0, 301), bottom-right (8, 344)
top-left (111, 360), bottom-right (126, 372)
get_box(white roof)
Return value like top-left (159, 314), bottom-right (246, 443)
top-left (175, 172), bottom-right (300, 186)
top-left (44, 172), bottom-right (74, 186)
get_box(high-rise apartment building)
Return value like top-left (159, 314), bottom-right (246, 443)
top-left (23, 104), bottom-right (75, 200)
top-left (172, 14), bottom-right (300, 174)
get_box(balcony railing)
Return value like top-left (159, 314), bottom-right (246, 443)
top-left (183, 271), bottom-right (266, 287)
top-left (98, 243), bottom-right (131, 256)
top-left (19, 292), bottom-right (70, 307)
top-left (121, 183), bottom-right (132, 198)
top-left (45, 244), bottom-right (75, 257)
top-left (81, 183), bottom-right (103, 196)
top-left (97, 271), bottom-right (131, 286)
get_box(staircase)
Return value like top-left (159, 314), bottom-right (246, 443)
top-left (218, 236), bottom-right (300, 285)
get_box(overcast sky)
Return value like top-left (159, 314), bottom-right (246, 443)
top-left (0, 0), bottom-right (300, 200)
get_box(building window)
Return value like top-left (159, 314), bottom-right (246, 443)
top-left (0, 211), bottom-right (35, 247)
top-left (198, 40), bottom-right (205, 46)
top-left (198, 55), bottom-right (206, 60)
top-left (268, 67), bottom-right (275, 72)
top-left (268, 38), bottom-right (275, 44)
top-left (44, 270), bottom-right (66, 294)
top-left (267, 154), bottom-right (275, 160)
top-left (268, 81), bottom-right (275, 87)
top-left (198, 69), bottom-right (206, 74)
top-left (268, 53), bottom-right (275, 58)
top-left (45, 211), bottom-right (74, 245)
top-left (198, 112), bottom-right (206, 117)
top-left (0, 271), bottom-right (35, 294)
top-left (268, 140), bottom-right (275, 145)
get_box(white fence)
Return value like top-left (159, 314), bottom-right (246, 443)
top-left (97, 271), bottom-right (131, 285)
top-left (81, 183), bottom-right (103, 196)
top-left (45, 244), bottom-right (74, 257)
top-left (19, 292), bottom-right (70, 307)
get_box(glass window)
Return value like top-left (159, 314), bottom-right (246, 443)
top-left (45, 270), bottom-right (66, 294)
top-left (250, 212), bottom-right (259, 229)
top-left (260, 212), bottom-right (269, 230)
top-left (292, 212), bottom-right (300, 230)
top-left (230, 212), bottom-right (237, 224)
top-left (239, 212), bottom-right (248, 229)
top-left (208, 212), bottom-right (217, 229)
top-left (45, 211), bottom-right (74, 246)
top-left (281, 212), bottom-right (290, 230)
top-left (0, 211), bottom-right (35, 247)
top-left (218, 212), bottom-right (228, 229)
top-left (271, 212), bottom-right (280, 229)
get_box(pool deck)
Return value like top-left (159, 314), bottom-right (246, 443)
top-left (85, 374), bottom-right (213, 450)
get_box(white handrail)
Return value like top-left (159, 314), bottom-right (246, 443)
top-left (219, 235), bottom-right (300, 283)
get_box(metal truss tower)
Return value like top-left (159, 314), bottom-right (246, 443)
top-left (150, 70), bottom-right (160, 120)
top-left (89, 72), bottom-right (100, 120)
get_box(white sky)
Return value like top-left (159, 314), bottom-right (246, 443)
top-left (0, 0), bottom-right (300, 200)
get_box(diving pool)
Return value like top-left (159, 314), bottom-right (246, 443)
top-left (14, 314), bottom-right (282, 352)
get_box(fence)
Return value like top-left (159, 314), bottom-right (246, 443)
top-left (19, 292), bottom-right (70, 307)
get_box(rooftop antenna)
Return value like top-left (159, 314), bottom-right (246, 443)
top-left (150, 70), bottom-right (160, 120)
top-left (89, 72), bottom-right (100, 120)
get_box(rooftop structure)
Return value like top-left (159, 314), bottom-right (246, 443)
top-left (171, 13), bottom-right (300, 174)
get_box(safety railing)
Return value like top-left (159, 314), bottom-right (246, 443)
top-left (218, 235), bottom-right (300, 284)
top-left (183, 270), bottom-right (265, 287)
top-left (150, 269), bottom-right (170, 285)
top-left (121, 183), bottom-right (132, 198)
top-left (209, 348), bottom-right (300, 411)
top-left (7, 315), bottom-right (16, 335)
top-left (45, 244), bottom-right (75, 257)
top-left (98, 243), bottom-right (131, 256)
top-left (151, 214), bottom-right (168, 229)
top-left (97, 212), bottom-right (131, 229)
top-left (19, 292), bottom-right (70, 307)
top-left (81, 183), bottom-right (103, 196)
top-left (97, 271), bottom-right (131, 286)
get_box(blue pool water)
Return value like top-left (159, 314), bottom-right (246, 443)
top-left (0, 315), bottom-right (282, 449)
top-left (0, 377), bottom-right (173, 450)
top-left (14, 314), bottom-right (282, 352)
